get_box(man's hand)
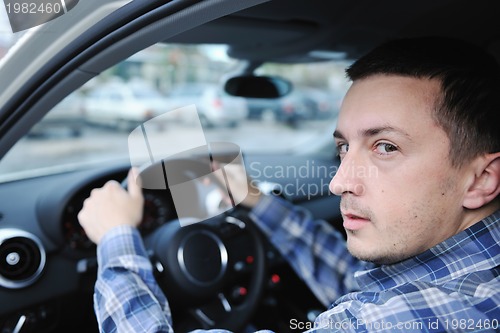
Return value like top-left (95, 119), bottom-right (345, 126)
top-left (78, 168), bottom-right (144, 244)
top-left (213, 162), bottom-right (262, 208)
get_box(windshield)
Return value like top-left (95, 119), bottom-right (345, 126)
top-left (0, 43), bottom-right (350, 180)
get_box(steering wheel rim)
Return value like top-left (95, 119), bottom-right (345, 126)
top-left (123, 158), bottom-right (267, 332)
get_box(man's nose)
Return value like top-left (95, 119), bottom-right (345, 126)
top-left (329, 152), bottom-right (365, 196)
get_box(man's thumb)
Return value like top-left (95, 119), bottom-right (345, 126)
top-left (128, 167), bottom-right (143, 198)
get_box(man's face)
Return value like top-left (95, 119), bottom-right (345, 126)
top-left (330, 75), bottom-right (470, 265)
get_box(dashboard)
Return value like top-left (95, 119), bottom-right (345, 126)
top-left (61, 183), bottom-right (177, 252)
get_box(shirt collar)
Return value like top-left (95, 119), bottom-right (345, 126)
top-left (355, 209), bottom-right (500, 292)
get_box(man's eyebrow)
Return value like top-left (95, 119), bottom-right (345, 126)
top-left (333, 126), bottom-right (411, 140)
top-left (333, 130), bottom-right (345, 140)
top-left (360, 126), bottom-right (411, 139)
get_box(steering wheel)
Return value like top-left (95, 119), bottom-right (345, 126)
top-left (124, 157), bottom-right (266, 332)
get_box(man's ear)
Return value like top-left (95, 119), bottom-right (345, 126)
top-left (463, 152), bottom-right (500, 209)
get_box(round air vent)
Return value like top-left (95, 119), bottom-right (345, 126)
top-left (0, 229), bottom-right (46, 289)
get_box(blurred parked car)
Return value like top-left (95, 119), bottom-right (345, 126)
top-left (28, 93), bottom-right (85, 138)
top-left (247, 87), bottom-right (338, 127)
top-left (166, 83), bottom-right (248, 128)
top-left (84, 81), bottom-right (169, 131)
top-left (301, 87), bottom-right (340, 119)
top-left (278, 89), bottom-right (316, 125)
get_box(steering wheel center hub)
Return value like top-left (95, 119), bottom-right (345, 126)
top-left (178, 230), bottom-right (227, 285)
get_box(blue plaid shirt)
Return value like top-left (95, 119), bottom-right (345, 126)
top-left (95, 196), bottom-right (500, 332)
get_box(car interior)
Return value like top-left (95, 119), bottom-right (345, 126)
top-left (0, 0), bottom-right (499, 332)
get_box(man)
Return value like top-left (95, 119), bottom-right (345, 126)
top-left (78, 37), bottom-right (500, 332)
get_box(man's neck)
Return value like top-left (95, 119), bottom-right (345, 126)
top-left (460, 201), bottom-right (500, 232)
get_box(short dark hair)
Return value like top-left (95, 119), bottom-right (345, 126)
top-left (346, 36), bottom-right (500, 168)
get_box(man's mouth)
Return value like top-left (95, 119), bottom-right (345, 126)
top-left (342, 211), bottom-right (371, 231)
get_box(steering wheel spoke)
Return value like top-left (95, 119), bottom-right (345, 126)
top-left (218, 292), bottom-right (233, 313)
top-left (189, 292), bottom-right (235, 328)
top-left (192, 308), bottom-right (216, 328)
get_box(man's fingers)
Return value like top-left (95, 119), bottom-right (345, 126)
top-left (128, 167), bottom-right (143, 199)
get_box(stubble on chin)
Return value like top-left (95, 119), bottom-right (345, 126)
top-left (341, 198), bottom-right (416, 265)
top-left (348, 247), bottom-right (409, 265)
top-left (345, 228), bottom-right (413, 265)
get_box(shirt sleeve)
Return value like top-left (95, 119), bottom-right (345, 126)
top-left (250, 195), bottom-right (366, 307)
top-left (95, 225), bottom-right (174, 333)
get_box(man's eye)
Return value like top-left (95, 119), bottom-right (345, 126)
top-left (374, 142), bottom-right (398, 155)
top-left (337, 143), bottom-right (349, 155)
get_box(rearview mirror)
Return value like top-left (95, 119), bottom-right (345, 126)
top-left (224, 75), bottom-right (292, 98)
